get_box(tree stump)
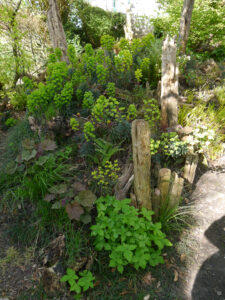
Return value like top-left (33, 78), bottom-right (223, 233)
top-left (131, 120), bottom-right (151, 210)
top-left (161, 36), bottom-right (179, 129)
top-left (184, 153), bottom-right (198, 184)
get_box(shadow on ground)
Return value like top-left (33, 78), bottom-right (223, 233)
top-left (192, 215), bottom-right (225, 300)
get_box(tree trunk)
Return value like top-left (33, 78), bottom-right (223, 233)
top-left (161, 36), bottom-right (179, 129)
top-left (47, 0), bottom-right (69, 63)
top-left (178, 0), bottom-right (195, 54)
top-left (132, 120), bottom-right (151, 210)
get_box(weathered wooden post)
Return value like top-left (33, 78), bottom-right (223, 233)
top-left (158, 168), bottom-right (171, 206)
top-left (131, 120), bottom-right (151, 210)
top-left (168, 172), bottom-right (184, 209)
top-left (124, 4), bottom-right (134, 42)
top-left (183, 154), bottom-right (198, 184)
top-left (161, 36), bottom-right (179, 129)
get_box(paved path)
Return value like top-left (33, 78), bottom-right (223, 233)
top-left (183, 157), bottom-right (225, 299)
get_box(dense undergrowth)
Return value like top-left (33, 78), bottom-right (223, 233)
top-left (0, 6), bottom-right (225, 297)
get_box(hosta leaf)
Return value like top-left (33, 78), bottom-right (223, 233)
top-left (22, 139), bottom-right (35, 150)
top-left (66, 202), bottom-right (84, 221)
top-left (77, 190), bottom-right (96, 208)
top-left (40, 139), bottom-right (57, 151)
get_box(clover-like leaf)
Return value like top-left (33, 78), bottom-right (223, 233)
top-left (66, 202), bottom-right (84, 221)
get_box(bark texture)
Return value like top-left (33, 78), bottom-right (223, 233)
top-left (178, 0), bottom-right (195, 54)
top-left (161, 36), bottom-right (179, 129)
top-left (184, 153), bottom-right (198, 184)
top-left (132, 120), bottom-right (151, 210)
top-left (47, 0), bottom-right (69, 63)
top-left (168, 172), bottom-right (184, 209)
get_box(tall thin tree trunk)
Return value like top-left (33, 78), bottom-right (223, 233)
top-left (178, 0), bottom-right (195, 54)
top-left (47, 0), bottom-right (69, 63)
top-left (160, 36), bottom-right (179, 129)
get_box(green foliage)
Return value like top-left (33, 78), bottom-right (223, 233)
top-left (84, 121), bottom-right (96, 141)
top-left (91, 161), bottom-right (120, 195)
top-left (70, 118), bottom-right (79, 131)
top-left (5, 117), bottom-right (17, 128)
top-left (27, 49), bottom-right (73, 117)
top-left (127, 104), bottom-right (137, 121)
top-left (114, 50), bottom-right (133, 72)
top-left (61, 268), bottom-right (95, 298)
top-left (161, 132), bottom-right (188, 158)
top-left (91, 196), bottom-right (172, 273)
top-left (153, 0), bottom-right (225, 58)
top-left (91, 95), bottom-right (124, 123)
top-left (100, 35), bottom-right (115, 51)
top-left (75, 2), bottom-right (125, 48)
top-left (89, 139), bottom-right (123, 166)
top-left (135, 69), bottom-right (143, 83)
top-left (142, 99), bottom-right (160, 129)
top-left (106, 82), bottom-right (116, 97)
top-left (96, 64), bottom-right (108, 85)
top-left (150, 139), bottom-right (160, 156)
top-left (82, 91), bottom-right (95, 109)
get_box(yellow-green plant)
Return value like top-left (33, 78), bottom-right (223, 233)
top-left (82, 91), bottom-right (95, 109)
top-left (127, 104), bottom-right (137, 121)
top-left (84, 121), bottom-right (96, 141)
top-left (91, 160), bottom-right (120, 195)
top-left (135, 68), bottom-right (143, 83)
top-left (143, 99), bottom-right (160, 128)
top-left (70, 118), bottom-right (79, 131)
top-left (114, 50), bottom-right (133, 72)
top-left (100, 35), bottom-right (115, 51)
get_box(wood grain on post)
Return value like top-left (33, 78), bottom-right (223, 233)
top-left (158, 168), bottom-right (171, 206)
top-left (161, 36), bottom-right (178, 129)
top-left (132, 120), bottom-right (151, 210)
top-left (184, 154), bottom-right (198, 184)
top-left (169, 172), bottom-right (184, 209)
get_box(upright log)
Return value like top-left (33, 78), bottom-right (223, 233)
top-left (183, 153), bottom-right (198, 184)
top-left (47, 0), bottom-right (69, 63)
top-left (168, 172), bottom-right (184, 209)
top-left (158, 168), bottom-right (171, 206)
top-left (161, 36), bottom-right (179, 129)
top-left (132, 120), bottom-right (151, 210)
